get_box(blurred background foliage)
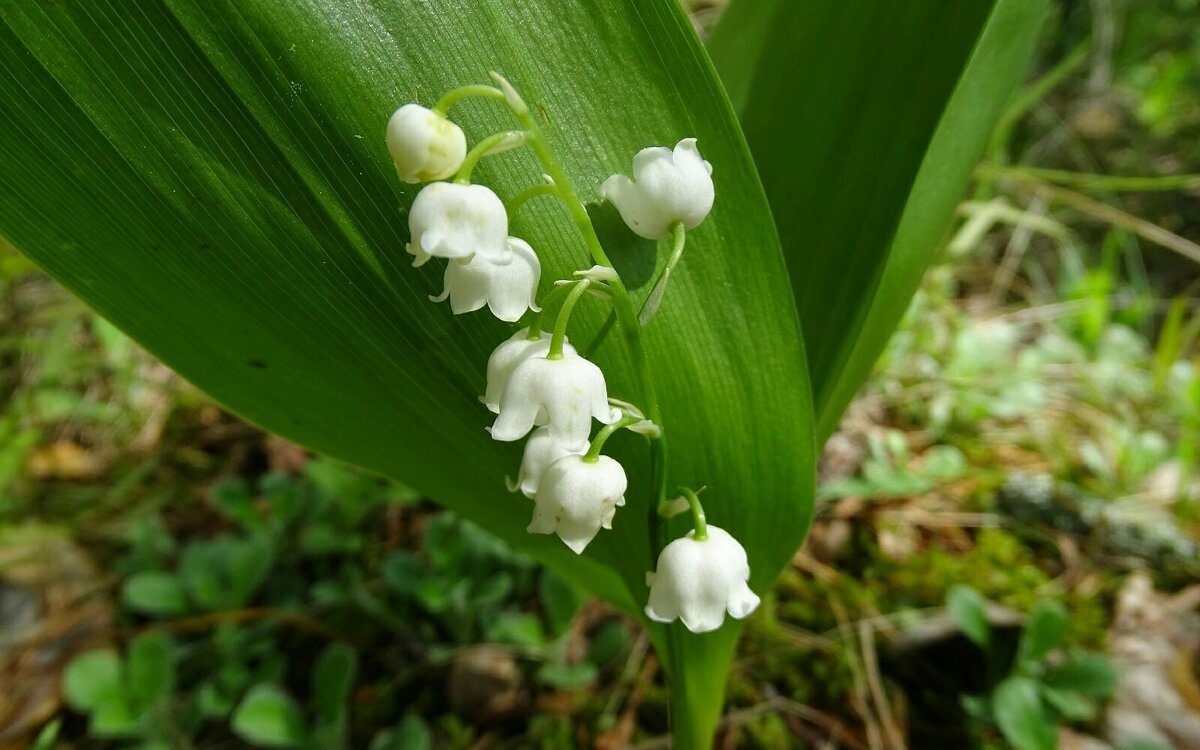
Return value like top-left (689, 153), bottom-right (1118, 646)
top-left (2, 0), bottom-right (1199, 748)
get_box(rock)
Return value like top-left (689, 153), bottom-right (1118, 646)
top-left (447, 644), bottom-right (528, 725)
top-left (1105, 572), bottom-right (1200, 750)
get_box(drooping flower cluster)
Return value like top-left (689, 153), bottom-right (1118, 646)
top-left (385, 77), bottom-right (759, 633)
top-left (389, 109), bottom-right (538, 323)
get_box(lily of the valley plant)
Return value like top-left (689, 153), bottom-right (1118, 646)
top-left (0, 1), bottom-right (1045, 747)
top-left (387, 76), bottom-right (759, 631)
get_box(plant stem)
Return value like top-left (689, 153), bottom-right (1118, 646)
top-left (432, 84), bottom-right (506, 116)
top-left (583, 414), bottom-right (642, 462)
top-left (507, 181), bottom-right (560, 212)
top-left (488, 74), bottom-right (668, 509)
top-left (454, 131), bottom-right (527, 184)
top-left (548, 280), bottom-right (590, 359)
top-left (639, 222), bottom-right (687, 325)
top-left (677, 486), bottom-right (707, 540)
top-left (980, 164), bottom-right (1200, 192)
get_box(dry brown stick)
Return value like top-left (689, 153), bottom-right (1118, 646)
top-left (1007, 175), bottom-right (1200, 264)
top-left (832, 597), bottom-right (884, 750)
top-left (857, 622), bottom-right (906, 750)
top-left (124, 606), bottom-right (346, 642)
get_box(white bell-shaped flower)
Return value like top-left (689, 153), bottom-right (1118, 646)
top-left (482, 329), bottom-right (575, 414)
top-left (431, 237), bottom-right (541, 322)
top-left (385, 104), bottom-right (467, 184)
top-left (407, 182), bottom-right (509, 267)
top-left (645, 525), bottom-right (760, 633)
top-left (490, 351), bottom-right (618, 451)
top-left (528, 454), bottom-right (627, 553)
top-left (600, 138), bottom-right (714, 240)
top-left (514, 426), bottom-right (585, 498)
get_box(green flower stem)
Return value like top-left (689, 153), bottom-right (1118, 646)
top-left (666, 221), bottom-right (687, 268)
top-left (507, 181), bottom-right (560, 213)
top-left (677, 487), bottom-right (707, 541)
top-left (638, 222), bottom-right (687, 325)
top-left (548, 280), bottom-right (591, 360)
top-left (432, 84), bottom-right (506, 116)
top-left (487, 74), bottom-right (668, 518)
top-left (527, 279), bottom-right (604, 338)
top-left (582, 414), bottom-right (643, 462)
top-left (454, 131), bottom-right (527, 184)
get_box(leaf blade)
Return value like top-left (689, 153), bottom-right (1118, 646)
top-left (710, 0), bottom-right (1048, 441)
top-left (0, 0), bottom-right (814, 616)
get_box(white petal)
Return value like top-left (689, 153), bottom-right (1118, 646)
top-left (483, 330), bottom-right (574, 413)
top-left (631, 146), bottom-right (675, 177)
top-left (601, 138), bottom-right (714, 240)
top-left (440, 256), bottom-right (489, 314)
top-left (600, 174), bottom-right (669, 240)
top-left (485, 237), bottom-right (541, 322)
top-left (539, 356), bottom-right (611, 449)
top-left (726, 583), bottom-right (762, 620)
top-left (526, 501), bottom-right (557, 534)
top-left (409, 182), bottom-right (509, 263)
top-left (643, 524), bottom-right (758, 633)
top-left (494, 354), bottom-right (608, 451)
top-left (517, 426), bottom-right (584, 498)
top-left (531, 455), bottom-right (627, 553)
top-left (490, 391), bottom-right (541, 443)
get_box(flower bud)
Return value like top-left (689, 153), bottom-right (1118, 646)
top-left (386, 104), bottom-right (467, 183)
top-left (528, 454), bottom-right (627, 553)
top-left (645, 525), bottom-right (760, 633)
top-left (600, 138), bottom-right (714, 240)
top-left (407, 182), bottom-right (509, 267)
top-left (431, 237), bottom-right (541, 322)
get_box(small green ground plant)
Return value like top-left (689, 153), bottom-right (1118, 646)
top-left (948, 585), bottom-right (1118, 750)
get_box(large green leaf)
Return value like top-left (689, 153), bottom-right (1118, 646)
top-left (710, 0), bottom-right (1048, 441)
top-left (0, 1), bottom-right (814, 729)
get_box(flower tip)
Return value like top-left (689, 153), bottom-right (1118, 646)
top-left (643, 605), bottom-right (673, 624)
top-left (563, 536), bottom-right (591, 555)
top-left (728, 590), bottom-right (762, 620)
top-left (680, 613), bottom-right (724, 634)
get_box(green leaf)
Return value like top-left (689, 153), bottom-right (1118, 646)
top-left (312, 642), bottom-right (358, 728)
top-left (1018, 599), bottom-right (1069, 666)
top-left (179, 535), bottom-right (274, 611)
top-left (370, 715), bottom-right (432, 750)
top-left (537, 661), bottom-right (599, 689)
top-left (1044, 652), bottom-right (1119, 698)
top-left (29, 719), bottom-right (61, 750)
top-left (62, 649), bottom-right (123, 712)
top-left (122, 572), bottom-right (189, 617)
top-left (993, 677), bottom-right (1058, 750)
top-left (231, 684), bottom-right (308, 749)
top-left (90, 694), bottom-right (141, 738)
top-left (946, 584), bottom-right (992, 648)
top-left (540, 571), bottom-right (586, 638)
top-left (0, 0), bottom-right (812, 628)
top-left (485, 612), bottom-right (546, 648)
top-left (126, 631), bottom-right (176, 713)
top-left (1039, 685), bottom-right (1096, 722)
top-left (709, 0), bottom-right (1048, 442)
